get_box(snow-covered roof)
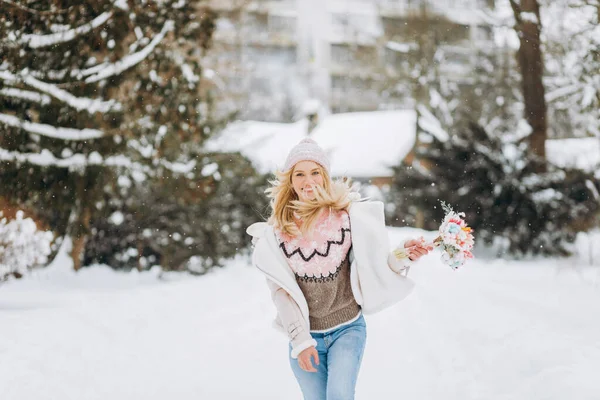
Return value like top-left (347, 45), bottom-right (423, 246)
top-left (546, 137), bottom-right (600, 172)
top-left (205, 110), bottom-right (417, 178)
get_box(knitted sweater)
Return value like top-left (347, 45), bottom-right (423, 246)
top-left (249, 200), bottom-right (415, 359)
top-left (274, 209), bottom-right (361, 331)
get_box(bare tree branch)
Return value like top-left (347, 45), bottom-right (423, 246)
top-left (509, 0), bottom-right (523, 23)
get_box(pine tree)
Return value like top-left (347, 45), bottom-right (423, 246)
top-left (388, 122), bottom-right (600, 256)
top-left (83, 151), bottom-right (270, 272)
top-left (0, 1), bottom-right (266, 272)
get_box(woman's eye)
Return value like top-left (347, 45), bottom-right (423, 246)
top-left (312, 171), bottom-right (320, 175)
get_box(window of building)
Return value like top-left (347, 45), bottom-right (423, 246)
top-left (433, 21), bottom-right (470, 44)
top-left (382, 17), bottom-right (411, 39)
top-left (244, 45), bottom-right (296, 67)
top-left (330, 44), bottom-right (377, 68)
top-left (226, 74), bottom-right (246, 94)
top-left (268, 15), bottom-right (296, 36)
top-left (331, 12), bottom-right (380, 39)
top-left (407, 0), bottom-right (425, 8)
top-left (384, 46), bottom-right (414, 72)
top-left (249, 76), bottom-right (272, 93)
top-left (331, 75), bottom-right (375, 92)
top-left (245, 12), bottom-right (269, 37)
top-left (331, 44), bottom-right (354, 64)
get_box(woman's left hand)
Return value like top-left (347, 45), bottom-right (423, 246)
top-left (404, 237), bottom-right (433, 261)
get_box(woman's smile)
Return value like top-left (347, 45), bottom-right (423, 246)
top-left (292, 160), bottom-right (325, 200)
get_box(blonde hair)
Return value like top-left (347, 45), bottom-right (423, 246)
top-left (266, 164), bottom-right (353, 237)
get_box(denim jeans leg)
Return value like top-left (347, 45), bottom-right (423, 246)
top-left (289, 336), bottom-right (328, 400)
top-left (325, 317), bottom-right (367, 400)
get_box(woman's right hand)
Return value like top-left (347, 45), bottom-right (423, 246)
top-left (297, 346), bottom-right (319, 372)
top-left (404, 236), bottom-right (433, 261)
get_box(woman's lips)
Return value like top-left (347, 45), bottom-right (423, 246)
top-left (302, 188), bottom-right (314, 197)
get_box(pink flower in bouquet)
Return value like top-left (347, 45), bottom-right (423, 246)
top-left (435, 202), bottom-right (475, 269)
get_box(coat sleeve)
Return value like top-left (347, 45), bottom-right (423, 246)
top-left (387, 247), bottom-right (413, 276)
top-left (265, 279), bottom-right (317, 359)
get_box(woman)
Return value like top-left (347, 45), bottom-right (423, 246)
top-left (247, 138), bottom-right (431, 399)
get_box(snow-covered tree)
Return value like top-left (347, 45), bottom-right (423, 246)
top-left (380, 5), bottom-right (522, 140)
top-left (388, 121), bottom-right (600, 256)
top-left (0, 211), bottom-right (53, 281)
top-left (83, 151), bottom-right (270, 272)
top-left (0, 1), bottom-right (267, 272)
top-left (542, 0), bottom-right (600, 140)
top-left (0, 0), bottom-right (218, 270)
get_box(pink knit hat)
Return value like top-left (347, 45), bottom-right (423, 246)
top-left (283, 138), bottom-right (330, 174)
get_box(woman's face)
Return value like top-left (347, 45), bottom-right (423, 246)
top-left (291, 161), bottom-right (325, 201)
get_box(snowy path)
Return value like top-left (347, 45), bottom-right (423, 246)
top-left (1, 230), bottom-right (600, 400)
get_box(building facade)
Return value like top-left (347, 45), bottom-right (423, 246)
top-left (204, 0), bottom-right (497, 121)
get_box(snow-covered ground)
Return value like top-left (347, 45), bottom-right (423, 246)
top-left (2, 228), bottom-right (600, 400)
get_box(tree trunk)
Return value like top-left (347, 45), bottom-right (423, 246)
top-left (137, 240), bottom-right (143, 272)
top-left (71, 206), bottom-right (91, 272)
top-left (510, 0), bottom-right (547, 162)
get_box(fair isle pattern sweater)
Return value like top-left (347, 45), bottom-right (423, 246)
top-left (274, 209), bottom-right (361, 331)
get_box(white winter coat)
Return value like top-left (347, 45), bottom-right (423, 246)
top-left (247, 200), bottom-right (415, 358)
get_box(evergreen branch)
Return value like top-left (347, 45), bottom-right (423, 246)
top-left (0, 70), bottom-right (122, 113)
top-left (545, 83), bottom-right (584, 103)
top-left (16, 11), bottom-right (114, 49)
top-left (0, 147), bottom-right (149, 174)
top-left (0, 87), bottom-right (51, 105)
top-left (6, 36), bottom-right (142, 84)
top-left (0, 113), bottom-right (104, 141)
top-left (0, 0), bottom-right (73, 16)
top-left (85, 20), bottom-right (175, 83)
top-left (440, 201), bottom-right (454, 215)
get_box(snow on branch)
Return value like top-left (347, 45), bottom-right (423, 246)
top-left (0, 0), bottom-right (72, 16)
top-left (0, 70), bottom-right (121, 113)
top-left (520, 12), bottom-right (539, 25)
top-left (0, 210), bottom-right (53, 281)
top-left (0, 146), bottom-right (188, 177)
top-left (0, 113), bottom-right (104, 141)
top-left (0, 148), bottom-right (149, 174)
top-left (17, 11), bottom-right (113, 49)
top-left (23, 38), bottom-right (145, 81)
top-left (546, 83), bottom-right (582, 103)
top-left (112, 0), bottom-right (129, 10)
top-left (75, 62), bottom-right (111, 78)
top-left (85, 20), bottom-right (175, 83)
top-left (167, 51), bottom-right (199, 85)
top-left (417, 105), bottom-right (450, 142)
top-left (162, 159), bottom-right (197, 174)
top-left (0, 70), bottom-right (18, 84)
top-left (386, 41), bottom-right (416, 53)
top-left (22, 73), bottom-right (121, 113)
top-left (0, 88), bottom-right (51, 105)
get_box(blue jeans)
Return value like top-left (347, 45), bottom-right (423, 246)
top-left (289, 314), bottom-right (367, 400)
